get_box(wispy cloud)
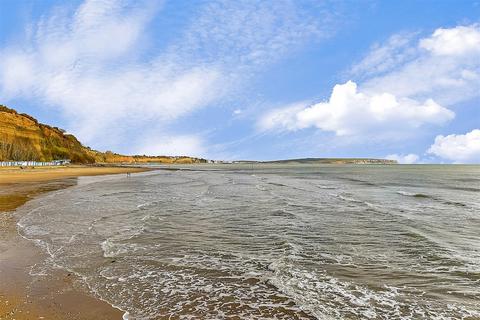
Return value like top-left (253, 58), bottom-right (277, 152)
top-left (175, 0), bottom-right (325, 67)
top-left (0, 0), bottom-right (221, 153)
top-left (349, 32), bottom-right (419, 79)
top-left (0, 0), bottom-right (326, 156)
top-left (361, 24), bottom-right (480, 105)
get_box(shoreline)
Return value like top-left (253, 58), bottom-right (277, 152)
top-left (0, 166), bottom-right (152, 320)
top-left (0, 165), bottom-right (150, 184)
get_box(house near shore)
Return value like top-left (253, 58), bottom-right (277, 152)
top-left (0, 159), bottom-right (71, 167)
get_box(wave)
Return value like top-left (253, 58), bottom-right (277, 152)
top-left (396, 191), bottom-right (432, 198)
top-left (271, 209), bottom-right (297, 219)
top-left (443, 200), bottom-right (467, 207)
top-left (267, 182), bottom-right (289, 187)
top-left (334, 193), bottom-right (376, 208)
top-left (267, 257), bottom-right (480, 320)
top-left (397, 191), bottom-right (470, 208)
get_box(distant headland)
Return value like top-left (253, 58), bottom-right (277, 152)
top-left (231, 158), bottom-right (397, 164)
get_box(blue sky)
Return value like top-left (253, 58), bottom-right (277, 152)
top-left (0, 0), bottom-right (479, 163)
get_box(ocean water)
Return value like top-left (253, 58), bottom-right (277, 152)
top-left (16, 165), bottom-right (480, 319)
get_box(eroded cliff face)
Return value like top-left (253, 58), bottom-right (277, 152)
top-left (90, 151), bottom-right (208, 164)
top-left (0, 105), bottom-right (207, 164)
top-left (0, 105), bottom-right (95, 163)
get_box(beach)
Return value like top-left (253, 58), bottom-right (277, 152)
top-left (0, 0), bottom-right (477, 318)
top-left (0, 166), bottom-right (150, 320)
top-left (8, 164), bottom-right (478, 319)
top-left (1, 164), bottom-right (479, 319)
top-left (0, 165), bottom-right (149, 184)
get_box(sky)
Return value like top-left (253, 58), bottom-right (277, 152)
top-left (0, 0), bottom-right (479, 163)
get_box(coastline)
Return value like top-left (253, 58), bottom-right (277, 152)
top-left (0, 166), bottom-right (152, 320)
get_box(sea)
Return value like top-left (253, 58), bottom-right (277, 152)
top-left (15, 164), bottom-right (480, 319)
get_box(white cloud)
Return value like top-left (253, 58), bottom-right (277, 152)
top-left (385, 153), bottom-right (419, 164)
top-left (259, 81), bottom-right (454, 136)
top-left (427, 129), bottom-right (480, 163)
top-left (260, 24), bottom-right (478, 142)
top-left (420, 25), bottom-right (480, 56)
top-left (0, 0), bottom-right (324, 155)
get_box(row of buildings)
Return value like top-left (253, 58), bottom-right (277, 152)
top-left (0, 159), bottom-right (71, 167)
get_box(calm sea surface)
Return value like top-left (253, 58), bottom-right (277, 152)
top-left (16, 165), bottom-right (480, 319)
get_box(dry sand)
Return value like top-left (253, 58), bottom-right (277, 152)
top-left (0, 165), bottom-right (152, 320)
top-left (0, 165), bottom-right (148, 184)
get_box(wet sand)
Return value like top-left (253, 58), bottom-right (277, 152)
top-left (0, 166), bottom-right (151, 320)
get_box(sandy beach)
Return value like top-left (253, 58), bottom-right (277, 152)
top-left (0, 165), bottom-right (149, 184)
top-left (0, 166), bottom-right (151, 320)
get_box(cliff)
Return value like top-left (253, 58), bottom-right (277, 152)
top-left (89, 151), bottom-right (208, 164)
top-left (0, 105), bottom-right (95, 163)
top-left (0, 105), bottom-right (207, 164)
